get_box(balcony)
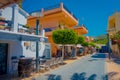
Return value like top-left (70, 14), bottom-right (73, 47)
top-left (0, 19), bottom-right (12, 31)
top-left (74, 25), bottom-right (88, 35)
top-left (0, 20), bottom-right (48, 42)
top-left (40, 3), bottom-right (78, 26)
top-left (0, 20), bottom-right (43, 36)
top-left (43, 3), bottom-right (78, 21)
top-left (44, 27), bottom-right (57, 36)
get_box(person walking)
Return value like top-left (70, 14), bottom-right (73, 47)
top-left (56, 48), bottom-right (62, 58)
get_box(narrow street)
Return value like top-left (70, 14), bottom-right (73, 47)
top-left (34, 53), bottom-right (107, 80)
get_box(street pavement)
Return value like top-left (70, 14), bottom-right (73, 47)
top-left (111, 54), bottom-right (120, 68)
top-left (33, 53), bottom-right (107, 80)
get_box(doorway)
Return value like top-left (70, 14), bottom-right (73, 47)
top-left (0, 43), bottom-right (8, 75)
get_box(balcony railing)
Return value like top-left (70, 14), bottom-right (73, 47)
top-left (44, 3), bottom-right (78, 21)
top-left (44, 3), bottom-right (60, 12)
top-left (0, 20), bottom-right (43, 36)
top-left (0, 20), bottom-right (12, 31)
top-left (18, 24), bottom-right (43, 35)
top-left (44, 27), bottom-right (57, 32)
top-left (63, 5), bottom-right (78, 21)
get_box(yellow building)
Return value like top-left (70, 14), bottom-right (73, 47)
top-left (27, 3), bottom-right (88, 55)
top-left (108, 11), bottom-right (120, 57)
top-left (74, 25), bottom-right (88, 35)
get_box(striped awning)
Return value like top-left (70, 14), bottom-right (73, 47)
top-left (0, 0), bottom-right (22, 9)
top-left (0, 30), bottom-right (48, 42)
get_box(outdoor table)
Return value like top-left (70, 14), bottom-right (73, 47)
top-left (18, 57), bottom-right (34, 77)
top-left (39, 58), bottom-right (47, 65)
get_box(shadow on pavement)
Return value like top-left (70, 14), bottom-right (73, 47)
top-left (71, 72), bottom-right (98, 80)
top-left (112, 59), bottom-right (120, 65)
top-left (46, 74), bottom-right (61, 80)
top-left (88, 59), bottom-right (98, 62)
top-left (111, 55), bottom-right (120, 65)
top-left (102, 72), bottom-right (120, 80)
top-left (71, 72), bottom-right (86, 80)
top-left (45, 72), bottom-right (120, 80)
top-left (91, 53), bottom-right (106, 59)
top-left (87, 74), bottom-right (97, 80)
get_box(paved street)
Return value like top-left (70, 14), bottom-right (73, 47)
top-left (33, 53), bottom-right (107, 80)
top-left (111, 55), bottom-right (120, 68)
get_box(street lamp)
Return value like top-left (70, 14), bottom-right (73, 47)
top-left (107, 30), bottom-right (113, 60)
top-left (32, 12), bottom-right (44, 72)
top-left (107, 28), bottom-right (117, 59)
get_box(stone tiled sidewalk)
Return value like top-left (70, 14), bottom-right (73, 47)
top-left (106, 56), bottom-right (120, 80)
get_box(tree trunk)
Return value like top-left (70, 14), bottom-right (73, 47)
top-left (62, 45), bottom-right (64, 64)
top-left (75, 45), bottom-right (77, 58)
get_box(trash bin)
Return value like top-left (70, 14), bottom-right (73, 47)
top-left (18, 58), bottom-right (33, 77)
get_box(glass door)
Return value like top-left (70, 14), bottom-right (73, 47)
top-left (0, 43), bottom-right (8, 75)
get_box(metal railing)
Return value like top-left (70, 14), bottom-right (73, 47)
top-left (44, 3), bottom-right (60, 12)
top-left (31, 3), bottom-right (78, 21)
top-left (63, 5), bottom-right (78, 21)
top-left (0, 20), bottom-right (12, 31)
top-left (18, 23), bottom-right (43, 35)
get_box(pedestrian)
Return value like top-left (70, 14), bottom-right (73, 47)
top-left (56, 48), bottom-right (62, 58)
top-left (108, 48), bottom-right (112, 60)
top-left (71, 47), bottom-right (75, 58)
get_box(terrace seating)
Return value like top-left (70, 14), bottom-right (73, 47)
top-left (58, 57), bottom-right (63, 64)
top-left (18, 58), bottom-right (34, 78)
top-left (40, 60), bottom-right (51, 70)
top-left (11, 56), bottom-right (19, 77)
top-left (54, 57), bottom-right (60, 66)
top-left (39, 57), bottom-right (63, 71)
top-left (50, 58), bottom-right (55, 68)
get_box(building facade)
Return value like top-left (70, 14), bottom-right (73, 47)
top-left (0, 4), bottom-right (48, 75)
top-left (27, 3), bottom-right (88, 56)
top-left (108, 12), bottom-right (120, 57)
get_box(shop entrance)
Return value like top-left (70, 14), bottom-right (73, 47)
top-left (0, 43), bottom-right (8, 75)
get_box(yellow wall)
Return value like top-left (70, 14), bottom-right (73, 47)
top-left (108, 12), bottom-right (120, 57)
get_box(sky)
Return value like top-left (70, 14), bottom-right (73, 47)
top-left (22, 0), bottom-right (120, 37)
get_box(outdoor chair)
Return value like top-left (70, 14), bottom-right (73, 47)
top-left (58, 57), bottom-right (62, 64)
top-left (50, 58), bottom-right (55, 68)
top-left (40, 60), bottom-right (50, 70)
top-left (11, 56), bottom-right (19, 78)
top-left (54, 58), bottom-right (59, 66)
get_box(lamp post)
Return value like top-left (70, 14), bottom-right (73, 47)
top-left (107, 33), bottom-right (111, 59)
top-left (107, 28), bottom-right (116, 60)
top-left (32, 12), bottom-right (44, 72)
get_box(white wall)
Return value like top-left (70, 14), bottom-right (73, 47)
top-left (22, 41), bottom-right (45, 58)
top-left (0, 4), bottom-right (28, 32)
top-left (0, 7), bottom-right (12, 20)
top-left (0, 40), bottom-right (22, 74)
top-left (0, 40), bottom-right (46, 74)
top-left (18, 9), bottom-right (27, 25)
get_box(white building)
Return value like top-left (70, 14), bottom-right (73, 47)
top-left (0, 4), bottom-right (50, 75)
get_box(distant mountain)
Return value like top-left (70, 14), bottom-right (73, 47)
top-left (94, 34), bottom-right (108, 44)
top-left (94, 34), bottom-right (107, 39)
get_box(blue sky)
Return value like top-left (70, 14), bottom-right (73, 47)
top-left (22, 0), bottom-right (120, 37)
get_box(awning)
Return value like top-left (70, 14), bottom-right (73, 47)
top-left (77, 44), bottom-right (83, 48)
top-left (0, 0), bottom-right (22, 9)
top-left (0, 30), bottom-right (48, 42)
top-left (58, 44), bottom-right (75, 46)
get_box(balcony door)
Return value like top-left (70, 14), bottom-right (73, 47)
top-left (0, 43), bottom-right (8, 75)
